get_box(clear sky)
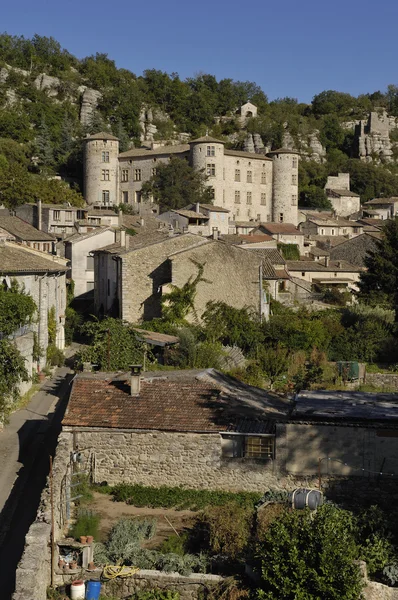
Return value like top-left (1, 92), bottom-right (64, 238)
top-left (2, 0), bottom-right (397, 103)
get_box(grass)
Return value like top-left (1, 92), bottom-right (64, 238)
top-left (94, 483), bottom-right (262, 510)
top-left (13, 383), bottom-right (41, 412)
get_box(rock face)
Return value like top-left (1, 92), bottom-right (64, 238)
top-left (34, 73), bottom-right (60, 97)
top-left (354, 110), bottom-right (398, 162)
top-left (79, 87), bottom-right (102, 126)
top-left (283, 130), bottom-right (326, 163)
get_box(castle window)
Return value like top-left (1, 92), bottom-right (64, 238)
top-left (151, 167), bottom-right (158, 177)
top-left (121, 169), bottom-right (129, 182)
top-left (257, 214), bottom-right (261, 221)
top-left (102, 151), bottom-right (110, 163)
top-left (122, 191), bottom-right (129, 204)
top-left (321, 229), bottom-right (324, 235)
top-left (261, 172), bottom-right (267, 184)
top-left (134, 169), bottom-right (142, 181)
top-left (247, 171), bottom-right (252, 183)
top-left (261, 193), bottom-right (266, 205)
top-left (235, 169), bottom-right (240, 182)
top-left (291, 194), bottom-right (297, 205)
top-left (101, 169), bottom-right (110, 181)
top-left (235, 191), bottom-right (241, 204)
top-left (102, 190), bottom-right (110, 204)
top-left (279, 213), bottom-right (284, 223)
top-left (53, 210), bottom-right (61, 221)
top-left (207, 146), bottom-right (215, 156)
top-left (292, 157), bottom-right (298, 168)
top-left (206, 164), bottom-right (216, 177)
top-left (209, 187), bottom-right (215, 200)
top-left (331, 229), bottom-right (335, 235)
top-left (246, 192), bottom-right (252, 205)
top-left (292, 174), bottom-right (297, 185)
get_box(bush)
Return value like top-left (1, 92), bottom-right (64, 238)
top-left (158, 533), bottom-right (188, 556)
top-left (134, 592), bottom-right (179, 600)
top-left (197, 503), bottom-right (253, 559)
top-left (383, 563), bottom-right (398, 587)
top-left (46, 344), bottom-right (64, 367)
top-left (69, 509), bottom-right (100, 541)
top-left (106, 518), bottom-right (156, 563)
top-left (109, 483), bottom-right (261, 510)
top-left (256, 503), bottom-right (286, 542)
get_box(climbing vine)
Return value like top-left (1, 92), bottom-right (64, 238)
top-left (161, 260), bottom-right (210, 324)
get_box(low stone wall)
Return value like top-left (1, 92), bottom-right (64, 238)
top-left (366, 373), bottom-right (398, 391)
top-left (13, 434), bottom-right (73, 600)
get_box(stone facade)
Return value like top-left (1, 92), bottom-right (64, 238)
top-left (83, 134), bottom-right (299, 226)
top-left (365, 373), bottom-right (398, 391)
top-left (324, 173), bottom-right (361, 217)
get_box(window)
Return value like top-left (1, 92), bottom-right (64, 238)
top-left (247, 170), bottom-right (252, 183)
top-left (235, 190), bottom-right (241, 204)
top-left (102, 190), bottom-right (110, 204)
top-left (77, 210), bottom-right (85, 220)
top-left (343, 228), bottom-right (347, 234)
top-left (261, 172), bottom-right (267, 184)
top-left (102, 151), bottom-right (110, 163)
top-left (135, 191), bottom-right (142, 203)
top-left (121, 169), bottom-right (129, 182)
top-left (134, 169), bottom-right (142, 181)
top-left (101, 169), bottom-right (110, 181)
top-left (320, 228), bottom-right (324, 235)
top-left (292, 174), bottom-right (297, 185)
top-left (151, 167), bottom-right (158, 177)
top-left (86, 255), bottom-right (94, 270)
top-left (279, 213), bottom-right (284, 223)
top-left (246, 192), bottom-right (252, 205)
top-left (292, 157), bottom-right (298, 168)
top-left (291, 194), bottom-right (297, 205)
top-left (206, 164), bottom-right (216, 177)
top-left (301, 272), bottom-right (305, 277)
top-left (221, 434), bottom-right (275, 460)
top-left (261, 193), bottom-right (266, 206)
top-left (65, 212), bottom-right (72, 222)
top-left (235, 169), bottom-right (241, 182)
top-left (209, 187), bottom-right (215, 200)
top-left (122, 191), bottom-right (129, 204)
top-left (257, 214), bottom-right (261, 221)
top-left (53, 210), bottom-right (60, 221)
top-left (331, 229), bottom-right (335, 235)
top-left (206, 145), bottom-right (215, 156)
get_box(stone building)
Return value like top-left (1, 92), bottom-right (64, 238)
top-left (83, 133), bottom-right (300, 226)
top-left (354, 110), bottom-right (398, 163)
top-left (0, 242), bottom-right (68, 368)
top-left (0, 215), bottom-right (56, 253)
top-left (93, 232), bottom-right (266, 323)
top-left (324, 173), bottom-right (361, 217)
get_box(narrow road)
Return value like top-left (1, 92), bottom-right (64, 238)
top-left (0, 366), bottom-right (74, 599)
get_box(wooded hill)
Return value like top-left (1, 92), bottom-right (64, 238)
top-left (2, 32), bottom-right (398, 208)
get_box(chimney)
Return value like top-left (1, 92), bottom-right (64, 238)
top-left (195, 202), bottom-right (200, 214)
top-left (130, 365), bottom-right (142, 396)
top-left (140, 217), bottom-right (145, 227)
top-left (325, 256), bottom-right (330, 267)
top-left (337, 261), bottom-right (342, 268)
top-left (37, 199), bottom-right (42, 231)
top-left (125, 232), bottom-right (129, 250)
top-left (212, 227), bottom-right (218, 240)
top-left (118, 208), bottom-right (123, 227)
top-left (120, 229), bottom-right (126, 247)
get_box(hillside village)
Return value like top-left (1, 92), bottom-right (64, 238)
top-left (2, 33), bottom-right (398, 600)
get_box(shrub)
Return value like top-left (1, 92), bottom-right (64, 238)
top-left (106, 518), bottom-right (156, 563)
top-left (110, 484), bottom-right (261, 510)
top-left (256, 503), bottom-right (286, 542)
top-left (134, 591), bottom-right (179, 600)
top-left (197, 503), bottom-right (253, 559)
top-left (46, 345), bottom-right (65, 367)
top-left (158, 533), bottom-right (188, 556)
top-left (383, 563), bottom-right (398, 587)
top-left (69, 509), bottom-right (100, 541)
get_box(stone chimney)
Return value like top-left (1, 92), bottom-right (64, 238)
top-left (37, 199), bottom-right (42, 231)
top-left (325, 256), bottom-right (330, 267)
top-left (212, 227), bottom-right (218, 240)
top-left (195, 202), bottom-right (200, 214)
top-left (130, 365), bottom-right (142, 396)
top-left (337, 261), bottom-right (342, 268)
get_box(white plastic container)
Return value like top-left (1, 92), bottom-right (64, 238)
top-left (71, 579), bottom-right (85, 599)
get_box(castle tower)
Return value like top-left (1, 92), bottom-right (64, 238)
top-left (83, 132), bottom-right (120, 206)
top-left (189, 136), bottom-right (225, 206)
top-left (267, 148), bottom-right (299, 225)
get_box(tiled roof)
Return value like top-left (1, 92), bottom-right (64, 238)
top-left (119, 144), bottom-right (190, 159)
top-left (307, 217), bottom-right (362, 227)
top-left (260, 223), bottom-right (303, 235)
top-left (134, 328), bottom-right (179, 346)
top-left (261, 258), bottom-right (277, 278)
top-left (255, 248), bottom-right (286, 265)
top-left (63, 369), bottom-right (289, 432)
top-left (364, 197), bottom-right (398, 205)
top-left (0, 242), bottom-right (68, 273)
top-left (173, 209), bottom-right (208, 219)
top-left (86, 131), bottom-right (119, 141)
top-left (190, 136), bottom-right (225, 144)
top-left (239, 234), bottom-right (274, 243)
top-left (224, 149), bottom-right (272, 161)
top-left (267, 148), bottom-right (300, 155)
top-left (329, 233), bottom-right (379, 268)
top-left (196, 204), bottom-right (230, 213)
top-left (0, 216), bottom-right (55, 241)
top-left (308, 246), bottom-right (330, 256)
top-left (64, 227), bottom-right (113, 244)
top-left (326, 188), bottom-right (360, 198)
top-left (286, 259), bottom-right (361, 272)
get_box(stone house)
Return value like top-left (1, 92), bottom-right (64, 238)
top-left (254, 223), bottom-right (305, 252)
top-left (285, 258), bottom-right (362, 291)
top-left (63, 227), bottom-right (120, 297)
top-left (0, 241), bottom-right (68, 369)
top-left (362, 197), bottom-right (398, 220)
top-left (324, 173), bottom-right (360, 217)
top-left (0, 215), bottom-right (56, 253)
top-left (14, 201), bottom-right (88, 238)
top-left (300, 217), bottom-right (363, 239)
top-left (93, 232), bottom-right (266, 323)
top-left (84, 132), bottom-right (300, 225)
top-left (62, 369), bottom-right (398, 491)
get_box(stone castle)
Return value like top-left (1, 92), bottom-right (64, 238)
top-left (83, 132), bottom-right (300, 225)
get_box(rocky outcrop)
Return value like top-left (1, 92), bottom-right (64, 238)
top-left (282, 130), bottom-right (326, 163)
top-left (242, 133), bottom-right (269, 154)
top-left (354, 110), bottom-right (398, 163)
top-left (79, 87), bottom-right (102, 126)
top-left (34, 73), bottom-right (60, 97)
top-left (139, 105), bottom-right (172, 142)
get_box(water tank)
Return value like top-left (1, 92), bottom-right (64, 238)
top-left (290, 488), bottom-right (323, 511)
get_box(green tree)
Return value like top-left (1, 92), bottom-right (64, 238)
top-left (256, 504), bottom-right (363, 600)
top-left (0, 281), bottom-right (37, 336)
top-left (34, 117), bottom-right (54, 168)
top-left (141, 156), bottom-right (213, 211)
top-left (202, 301), bottom-right (263, 353)
top-left (0, 158), bottom-right (35, 208)
top-left (257, 345), bottom-right (289, 389)
top-left (0, 339), bottom-right (29, 423)
top-left (357, 218), bottom-right (398, 322)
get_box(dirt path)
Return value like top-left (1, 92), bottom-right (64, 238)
top-left (91, 492), bottom-right (198, 547)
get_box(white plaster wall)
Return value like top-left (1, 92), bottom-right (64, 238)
top-left (69, 230), bottom-right (116, 297)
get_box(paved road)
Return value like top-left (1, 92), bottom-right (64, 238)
top-left (0, 366), bottom-right (74, 599)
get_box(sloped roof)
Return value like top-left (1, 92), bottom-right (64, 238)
top-left (0, 216), bottom-right (55, 241)
top-left (64, 227), bottom-right (113, 244)
top-left (260, 223), bottom-right (303, 235)
top-left (63, 369), bottom-right (289, 432)
top-left (267, 148), bottom-right (300, 155)
top-left (119, 144), bottom-right (190, 159)
top-left (326, 189), bottom-right (360, 198)
top-left (190, 136), bottom-right (225, 144)
top-left (86, 131), bottom-right (119, 141)
top-left (364, 197), bottom-right (398, 205)
top-left (255, 248), bottom-right (286, 265)
top-left (196, 204), bottom-right (230, 213)
top-left (329, 233), bottom-right (378, 268)
top-left (224, 149), bottom-right (272, 161)
top-left (286, 259), bottom-right (361, 272)
top-left (0, 243), bottom-right (68, 273)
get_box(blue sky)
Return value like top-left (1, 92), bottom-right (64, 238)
top-left (2, 0), bottom-right (397, 103)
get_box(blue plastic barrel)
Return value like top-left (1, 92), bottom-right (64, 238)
top-left (85, 580), bottom-right (101, 600)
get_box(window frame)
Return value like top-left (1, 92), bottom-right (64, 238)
top-left (206, 145), bottom-right (215, 157)
top-left (121, 169), bottom-right (129, 182)
top-left (235, 169), bottom-right (241, 182)
top-left (101, 169), bottom-right (110, 181)
top-left (102, 151), bottom-right (110, 163)
top-left (206, 163), bottom-right (216, 177)
top-left (247, 170), bottom-right (252, 183)
top-left (134, 168), bottom-right (142, 182)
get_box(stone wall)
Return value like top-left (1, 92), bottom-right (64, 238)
top-left (14, 331), bottom-right (34, 396)
top-left (366, 373), bottom-right (398, 391)
top-left (13, 433), bottom-right (73, 600)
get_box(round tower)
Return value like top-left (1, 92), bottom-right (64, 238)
top-left (189, 136), bottom-right (225, 206)
top-left (83, 132), bottom-right (119, 206)
top-left (267, 148), bottom-right (300, 225)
